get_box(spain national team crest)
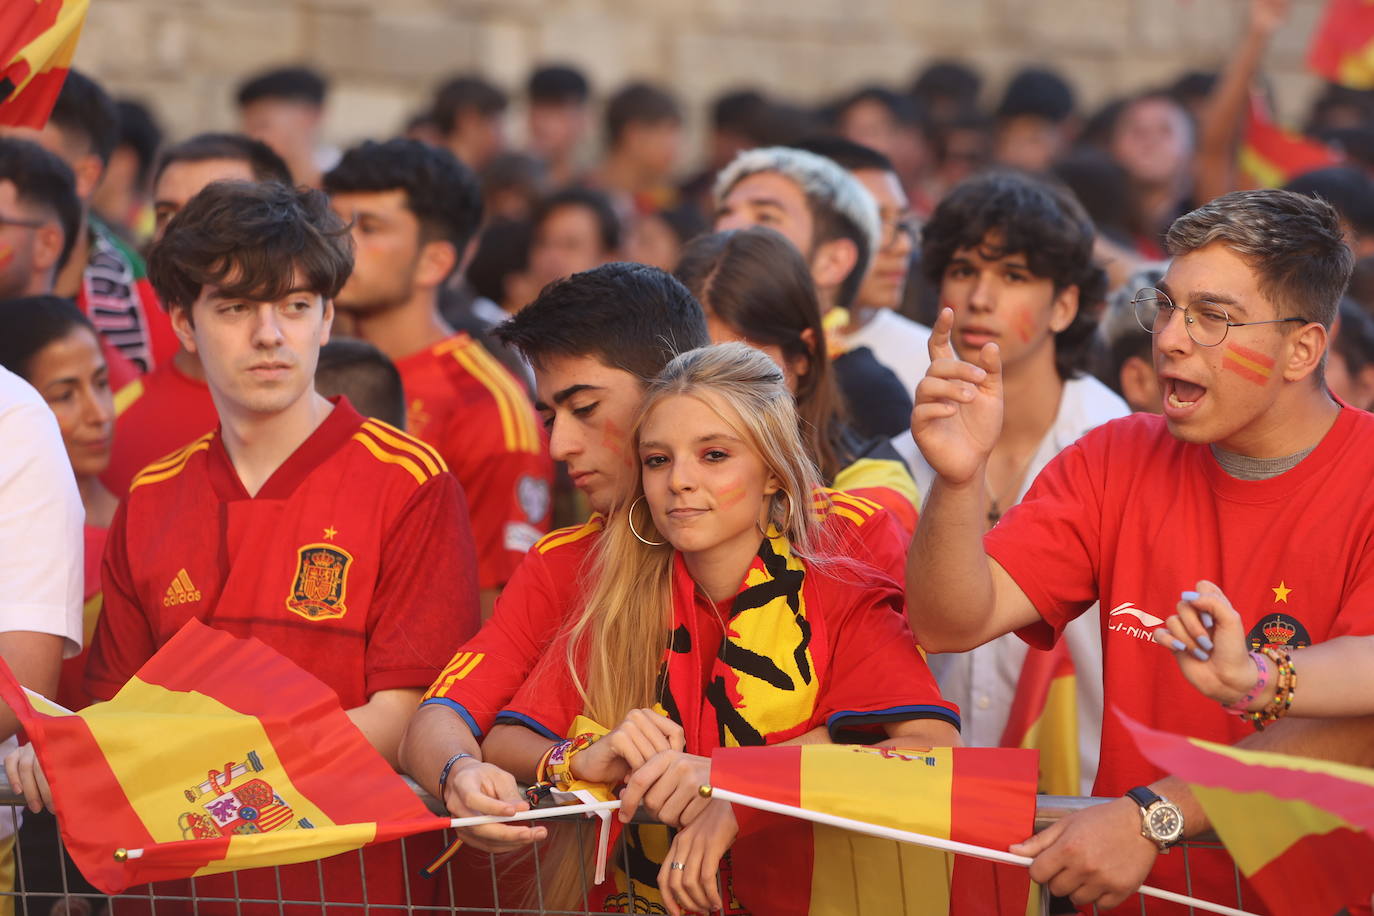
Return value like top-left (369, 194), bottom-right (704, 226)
top-left (178, 750), bottom-right (315, 839)
top-left (286, 543), bottom-right (352, 621)
top-left (1246, 613), bottom-right (1311, 651)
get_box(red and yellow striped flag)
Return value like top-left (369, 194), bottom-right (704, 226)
top-left (1000, 641), bottom-right (1079, 797)
top-left (0, 619), bottom-right (449, 895)
top-left (1122, 709), bottom-right (1374, 916)
top-left (0, 0), bottom-right (89, 128)
top-left (712, 744), bottom-right (1038, 915)
top-left (1309, 0), bottom-right (1374, 89)
top-left (1237, 95), bottom-right (1341, 190)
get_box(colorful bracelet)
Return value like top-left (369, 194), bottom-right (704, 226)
top-left (1222, 652), bottom-right (1270, 715)
top-left (1244, 647), bottom-right (1296, 731)
top-left (437, 752), bottom-right (475, 797)
top-left (541, 732), bottom-right (601, 789)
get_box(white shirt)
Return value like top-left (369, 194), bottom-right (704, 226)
top-left (841, 309), bottom-right (932, 400)
top-left (895, 374), bottom-right (1130, 794)
top-left (0, 367), bottom-right (85, 823)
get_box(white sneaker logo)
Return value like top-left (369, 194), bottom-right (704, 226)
top-left (1108, 602), bottom-right (1163, 642)
top-left (1109, 603), bottom-right (1164, 627)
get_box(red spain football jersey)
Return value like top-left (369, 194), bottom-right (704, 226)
top-left (103, 358), bottom-right (218, 494)
top-left (420, 488), bottom-right (909, 737)
top-left (86, 397), bottom-right (481, 708)
top-left (986, 407), bottom-right (1374, 914)
top-left (397, 333), bottom-right (554, 591)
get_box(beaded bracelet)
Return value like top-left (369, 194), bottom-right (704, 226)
top-left (1244, 647), bottom-right (1296, 731)
top-left (1222, 651), bottom-right (1271, 715)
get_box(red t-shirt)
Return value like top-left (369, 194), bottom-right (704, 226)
top-left (985, 407), bottom-right (1374, 912)
top-left (56, 525), bottom-right (106, 711)
top-left (420, 488), bottom-right (910, 737)
top-left (397, 333), bottom-right (553, 590)
top-left (104, 358), bottom-right (217, 494)
top-left (86, 397), bottom-right (481, 707)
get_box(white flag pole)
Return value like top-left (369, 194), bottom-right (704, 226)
top-left (704, 786), bottom-right (1257, 916)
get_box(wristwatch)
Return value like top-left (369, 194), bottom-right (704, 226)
top-left (1125, 786), bottom-right (1184, 850)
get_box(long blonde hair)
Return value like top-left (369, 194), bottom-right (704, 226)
top-left (538, 343), bottom-right (830, 908)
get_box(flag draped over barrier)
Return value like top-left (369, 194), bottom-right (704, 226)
top-left (0, 620), bottom-right (450, 895)
top-left (1309, 0), bottom-right (1374, 90)
top-left (1121, 710), bottom-right (1374, 916)
top-left (0, 0), bottom-right (89, 128)
top-left (710, 744), bottom-right (1039, 915)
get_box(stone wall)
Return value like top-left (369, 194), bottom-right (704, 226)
top-left (73, 0), bottom-right (1330, 167)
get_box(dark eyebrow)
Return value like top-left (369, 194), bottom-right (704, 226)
top-left (205, 287), bottom-right (315, 303)
top-left (543, 383), bottom-right (604, 409)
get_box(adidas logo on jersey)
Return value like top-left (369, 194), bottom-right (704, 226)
top-left (163, 569), bottom-right (202, 607)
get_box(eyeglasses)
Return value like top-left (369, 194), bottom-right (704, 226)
top-left (881, 214), bottom-right (919, 250)
top-left (1131, 287), bottom-right (1306, 348)
top-left (0, 214), bottom-right (45, 231)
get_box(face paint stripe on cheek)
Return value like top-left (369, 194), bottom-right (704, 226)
top-left (1015, 310), bottom-right (1035, 343)
top-left (1221, 342), bottom-right (1275, 386)
top-left (717, 483), bottom-right (748, 510)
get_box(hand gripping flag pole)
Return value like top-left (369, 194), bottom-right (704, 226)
top-left (698, 784), bottom-right (1258, 916)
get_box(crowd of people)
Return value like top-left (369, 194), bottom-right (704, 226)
top-left (2, 0), bottom-right (1374, 913)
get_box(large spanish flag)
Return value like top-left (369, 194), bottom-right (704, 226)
top-left (1309, 0), bottom-right (1374, 90)
top-left (1122, 709), bottom-right (1374, 916)
top-left (0, 619), bottom-right (449, 895)
top-left (712, 744), bottom-right (1038, 915)
top-left (0, 0), bottom-right (89, 128)
top-left (1000, 640), bottom-right (1079, 797)
top-left (1237, 95), bottom-right (1341, 190)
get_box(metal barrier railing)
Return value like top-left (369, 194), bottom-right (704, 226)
top-left (0, 778), bottom-right (1254, 916)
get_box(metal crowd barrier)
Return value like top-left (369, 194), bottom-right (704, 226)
top-left (0, 779), bottom-right (1262, 916)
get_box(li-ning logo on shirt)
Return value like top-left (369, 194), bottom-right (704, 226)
top-left (163, 569), bottom-right (202, 607)
top-left (1107, 602), bottom-right (1163, 642)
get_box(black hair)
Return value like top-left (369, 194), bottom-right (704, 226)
top-left (148, 181), bottom-right (353, 310)
top-left (0, 138), bottom-right (80, 272)
top-left (1335, 297), bottom-right (1374, 379)
top-left (494, 261), bottom-right (707, 382)
top-left (467, 218), bottom-right (532, 304)
top-left (0, 138), bottom-right (81, 272)
top-left (153, 132), bottom-right (292, 187)
top-left (528, 65), bottom-right (590, 106)
top-left (1169, 71), bottom-right (1217, 108)
top-left (922, 170), bottom-right (1106, 379)
top-left (605, 83), bottom-right (682, 146)
top-left (1306, 83), bottom-right (1374, 134)
top-left (236, 66), bottom-right (328, 108)
top-left (910, 61), bottom-right (983, 117)
top-left (996, 67), bottom-right (1075, 123)
top-left (1079, 98), bottom-right (1127, 150)
top-left (1285, 166), bottom-right (1374, 240)
top-left (324, 138), bottom-right (483, 257)
top-left (431, 76), bottom-right (508, 135)
top-left (480, 152), bottom-right (548, 213)
top-left (114, 99), bottom-right (163, 190)
top-left (0, 295), bottom-right (96, 381)
top-left (532, 187), bottom-right (620, 252)
top-left (712, 89), bottom-right (769, 132)
top-left (836, 85), bottom-right (933, 137)
top-left (1050, 148), bottom-right (1133, 246)
top-left (48, 70), bottom-right (119, 165)
top-left (790, 136), bottom-right (895, 175)
top-left (315, 338), bottom-right (407, 429)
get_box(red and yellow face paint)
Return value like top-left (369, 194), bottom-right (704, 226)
top-left (717, 482), bottom-right (749, 510)
top-left (1221, 343), bottom-right (1276, 386)
top-left (1013, 309), bottom-right (1036, 344)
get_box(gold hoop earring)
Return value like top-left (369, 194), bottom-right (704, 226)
top-left (627, 495), bottom-right (666, 547)
top-left (757, 490), bottom-right (796, 538)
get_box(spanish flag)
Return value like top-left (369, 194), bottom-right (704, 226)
top-left (712, 744), bottom-right (1038, 915)
top-left (1000, 641), bottom-right (1080, 797)
top-left (0, 0), bottom-right (89, 128)
top-left (1122, 709), bottom-right (1374, 916)
top-left (1309, 0), bottom-right (1374, 90)
top-left (1237, 94), bottom-right (1342, 190)
top-left (0, 619), bottom-right (449, 895)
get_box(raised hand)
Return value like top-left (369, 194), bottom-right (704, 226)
top-left (1249, 0), bottom-right (1290, 37)
top-left (568, 708), bottom-right (685, 786)
top-left (1151, 580), bottom-right (1260, 707)
top-left (911, 308), bottom-right (1003, 486)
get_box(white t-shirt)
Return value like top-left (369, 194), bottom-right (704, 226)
top-left (895, 374), bottom-right (1130, 794)
top-left (841, 309), bottom-right (932, 400)
top-left (0, 367), bottom-right (85, 825)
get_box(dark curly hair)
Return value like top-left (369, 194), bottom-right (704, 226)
top-left (921, 170), bottom-right (1107, 379)
top-left (148, 180), bottom-right (353, 311)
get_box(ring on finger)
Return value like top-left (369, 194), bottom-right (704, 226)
top-left (670, 861), bottom-right (685, 870)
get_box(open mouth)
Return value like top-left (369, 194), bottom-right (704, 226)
top-left (1164, 377), bottom-right (1206, 412)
